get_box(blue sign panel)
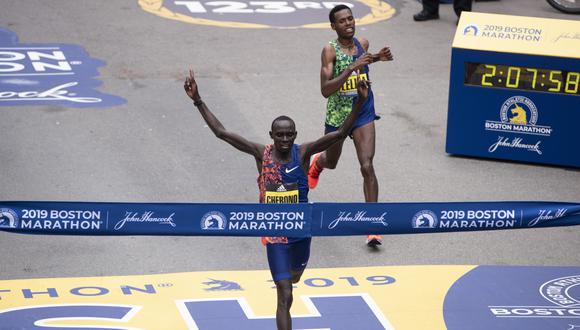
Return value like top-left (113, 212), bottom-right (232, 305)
top-left (0, 28), bottom-right (125, 108)
top-left (446, 14), bottom-right (580, 168)
top-left (446, 48), bottom-right (580, 168)
top-left (444, 266), bottom-right (580, 330)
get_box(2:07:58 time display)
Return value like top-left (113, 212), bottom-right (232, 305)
top-left (464, 62), bottom-right (580, 96)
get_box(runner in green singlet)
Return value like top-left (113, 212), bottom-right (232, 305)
top-left (308, 4), bottom-right (394, 247)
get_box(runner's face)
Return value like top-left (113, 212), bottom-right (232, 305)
top-left (332, 9), bottom-right (355, 38)
top-left (270, 120), bottom-right (296, 153)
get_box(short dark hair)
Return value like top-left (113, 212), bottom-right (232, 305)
top-left (271, 115), bottom-right (295, 131)
top-left (329, 5), bottom-right (351, 23)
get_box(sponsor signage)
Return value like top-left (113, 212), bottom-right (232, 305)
top-left (139, 0), bottom-right (396, 28)
top-left (312, 202), bottom-right (580, 236)
top-left (0, 202), bottom-right (311, 237)
top-left (1, 201), bottom-right (579, 236)
top-left (446, 13), bottom-right (580, 168)
top-left (1, 265), bottom-right (577, 329)
top-left (0, 28), bottom-right (125, 108)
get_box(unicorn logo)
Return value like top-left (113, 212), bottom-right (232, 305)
top-left (203, 278), bottom-right (243, 291)
top-left (509, 104), bottom-right (528, 125)
top-left (500, 96), bottom-right (538, 126)
top-left (411, 210), bottom-right (438, 229)
top-left (0, 209), bottom-right (19, 228)
top-left (463, 24), bottom-right (479, 36)
top-left (200, 211), bottom-right (226, 230)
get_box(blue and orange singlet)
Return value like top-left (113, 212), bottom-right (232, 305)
top-left (258, 144), bottom-right (308, 244)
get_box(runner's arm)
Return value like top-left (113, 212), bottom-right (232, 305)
top-left (184, 70), bottom-right (263, 160)
top-left (302, 76), bottom-right (369, 159)
top-left (320, 44), bottom-right (373, 98)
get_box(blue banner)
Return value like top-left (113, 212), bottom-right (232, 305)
top-left (0, 201), bottom-right (579, 237)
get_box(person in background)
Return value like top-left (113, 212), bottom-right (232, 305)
top-left (413, 0), bottom-right (473, 22)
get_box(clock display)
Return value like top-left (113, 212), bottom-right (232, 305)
top-left (464, 62), bottom-right (579, 96)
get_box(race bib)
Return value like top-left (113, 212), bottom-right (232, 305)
top-left (262, 182), bottom-right (299, 244)
top-left (264, 182), bottom-right (299, 204)
top-left (339, 72), bottom-right (368, 97)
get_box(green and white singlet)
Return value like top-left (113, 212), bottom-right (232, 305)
top-left (325, 38), bottom-right (375, 129)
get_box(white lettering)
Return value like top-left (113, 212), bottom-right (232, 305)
top-left (32, 61), bottom-right (72, 72)
top-left (0, 82), bottom-right (101, 103)
top-left (0, 62), bottom-right (24, 72)
top-left (529, 208), bottom-right (568, 227)
top-left (328, 211), bottom-right (388, 230)
top-left (114, 211), bottom-right (176, 230)
top-left (27, 51), bottom-right (66, 61)
top-left (489, 136), bottom-right (542, 155)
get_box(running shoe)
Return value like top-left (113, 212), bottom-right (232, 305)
top-left (366, 235), bottom-right (382, 247)
top-left (308, 153), bottom-right (323, 189)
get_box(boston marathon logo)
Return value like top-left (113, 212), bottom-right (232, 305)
top-left (0, 208), bottom-right (19, 229)
top-left (463, 24), bottom-right (479, 36)
top-left (139, 0), bottom-right (396, 28)
top-left (411, 210), bottom-right (437, 229)
top-left (201, 211), bottom-right (227, 230)
top-left (540, 276), bottom-right (580, 308)
top-left (490, 275), bottom-right (580, 320)
top-left (0, 28), bottom-right (125, 108)
top-left (486, 96), bottom-right (550, 155)
top-left (444, 266), bottom-right (580, 330)
top-left (203, 278), bottom-right (244, 291)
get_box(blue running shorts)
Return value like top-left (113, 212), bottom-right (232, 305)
top-left (266, 237), bottom-right (312, 282)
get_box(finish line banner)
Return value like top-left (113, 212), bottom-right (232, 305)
top-left (0, 201), bottom-right (579, 237)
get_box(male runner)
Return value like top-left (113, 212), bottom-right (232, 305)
top-left (308, 4), bottom-right (393, 247)
top-left (184, 69), bottom-right (368, 330)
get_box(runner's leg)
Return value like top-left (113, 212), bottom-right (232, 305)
top-left (274, 279), bottom-right (293, 330)
top-left (317, 136), bottom-right (346, 170)
top-left (309, 133), bottom-right (346, 189)
top-left (352, 121), bottom-right (381, 246)
top-left (267, 243), bottom-right (294, 330)
top-left (352, 121), bottom-right (378, 202)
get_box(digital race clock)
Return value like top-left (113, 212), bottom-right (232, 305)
top-left (446, 12), bottom-right (580, 168)
top-left (464, 63), bottom-right (580, 96)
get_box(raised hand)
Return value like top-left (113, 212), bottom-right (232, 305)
top-left (350, 52), bottom-right (373, 72)
top-left (184, 69), bottom-right (201, 102)
top-left (376, 47), bottom-right (393, 62)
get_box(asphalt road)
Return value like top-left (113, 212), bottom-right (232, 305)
top-left (0, 0), bottom-right (578, 280)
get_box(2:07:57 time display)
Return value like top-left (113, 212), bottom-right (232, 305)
top-left (464, 62), bottom-right (580, 96)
